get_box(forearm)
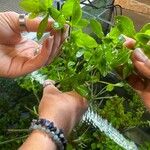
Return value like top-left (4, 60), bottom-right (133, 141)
top-left (19, 130), bottom-right (57, 150)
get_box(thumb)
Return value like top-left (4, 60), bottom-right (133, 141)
top-left (123, 35), bottom-right (136, 49)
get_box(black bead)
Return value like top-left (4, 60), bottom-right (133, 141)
top-left (51, 127), bottom-right (57, 132)
top-left (40, 119), bottom-right (46, 126)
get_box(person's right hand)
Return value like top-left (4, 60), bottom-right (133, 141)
top-left (124, 37), bottom-right (150, 110)
top-left (38, 80), bottom-right (88, 135)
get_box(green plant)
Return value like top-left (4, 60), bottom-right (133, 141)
top-left (0, 0), bottom-right (150, 149)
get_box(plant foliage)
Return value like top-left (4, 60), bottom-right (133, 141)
top-left (0, 0), bottom-right (150, 149)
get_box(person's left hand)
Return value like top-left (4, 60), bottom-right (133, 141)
top-left (0, 12), bottom-right (68, 78)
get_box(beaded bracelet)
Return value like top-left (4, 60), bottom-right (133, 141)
top-left (30, 118), bottom-right (67, 150)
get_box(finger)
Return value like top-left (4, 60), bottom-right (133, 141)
top-left (61, 24), bottom-right (69, 43)
top-left (22, 36), bottom-right (54, 72)
top-left (127, 74), bottom-right (145, 91)
top-left (132, 48), bottom-right (150, 78)
top-left (46, 25), bottom-right (69, 65)
top-left (43, 80), bottom-right (61, 95)
top-left (123, 36), bottom-right (136, 49)
top-left (46, 30), bottom-right (62, 65)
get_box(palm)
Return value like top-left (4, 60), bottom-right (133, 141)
top-left (0, 38), bottom-right (42, 77)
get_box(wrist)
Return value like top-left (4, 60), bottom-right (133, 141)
top-left (39, 114), bottom-right (71, 136)
top-left (19, 130), bottom-right (57, 150)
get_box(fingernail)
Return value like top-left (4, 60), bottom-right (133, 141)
top-left (43, 80), bottom-right (55, 88)
top-left (118, 34), bottom-right (126, 43)
top-left (134, 48), bottom-right (148, 62)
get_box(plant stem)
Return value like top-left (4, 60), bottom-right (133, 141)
top-left (7, 129), bottom-right (29, 133)
top-left (0, 135), bottom-right (28, 145)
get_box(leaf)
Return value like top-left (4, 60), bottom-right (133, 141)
top-left (84, 51), bottom-right (92, 61)
top-left (90, 19), bottom-right (104, 38)
top-left (71, 0), bottom-right (82, 25)
top-left (122, 60), bottom-right (133, 79)
top-left (48, 7), bottom-right (66, 24)
top-left (76, 50), bottom-right (84, 58)
top-left (140, 23), bottom-right (150, 33)
top-left (67, 61), bottom-right (75, 69)
top-left (135, 33), bottom-right (150, 44)
top-left (115, 16), bottom-right (136, 37)
top-left (19, 0), bottom-right (40, 13)
top-left (28, 12), bottom-right (40, 19)
top-left (37, 14), bottom-right (49, 40)
top-left (115, 82), bottom-right (124, 87)
top-left (52, 22), bottom-right (63, 30)
top-left (44, 0), bottom-right (53, 8)
top-left (61, 0), bottom-right (75, 17)
top-left (75, 85), bottom-right (89, 97)
top-left (72, 30), bottom-right (98, 48)
top-left (106, 84), bottom-right (114, 92)
top-left (76, 19), bottom-right (89, 28)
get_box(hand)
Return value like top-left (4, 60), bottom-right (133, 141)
top-left (39, 80), bottom-right (88, 135)
top-left (124, 37), bottom-right (150, 110)
top-left (0, 12), bottom-right (68, 78)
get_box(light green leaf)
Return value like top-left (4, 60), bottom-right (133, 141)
top-left (75, 85), bottom-right (89, 97)
top-left (115, 16), bottom-right (136, 37)
top-left (106, 84), bottom-right (114, 92)
top-left (115, 82), bottom-right (124, 87)
top-left (37, 14), bottom-right (49, 40)
top-left (28, 12), bottom-right (40, 19)
top-left (19, 0), bottom-right (40, 13)
top-left (84, 51), bottom-right (92, 61)
top-left (71, 0), bottom-right (82, 25)
top-left (48, 7), bottom-right (66, 25)
top-left (44, 0), bottom-right (53, 8)
top-left (61, 0), bottom-right (74, 17)
top-left (140, 23), bottom-right (150, 33)
top-left (90, 19), bottom-right (104, 38)
top-left (52, 22), bottom-right (63, 30)
top-left (76, 50), bottom-right (84, 58)
top-left (72, 30), bottom-right (98, 48)
top-left (67, 61), bottom-right (75, 69)
top-left (135, 33), bottom-right (150, 44)
top-left (76, 19), bottom-right (89, 28)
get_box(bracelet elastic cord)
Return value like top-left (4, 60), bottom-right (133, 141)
top-left (30, 119), bottom-right (67, 150)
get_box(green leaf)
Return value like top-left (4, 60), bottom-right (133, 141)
top-left (48, 7), bottom-right (66, 25)
top-left (75, 85), bottom-right (89, 97)
top-left (76, 19), bottom-right (89, 28)
top-left (115, 16), bottom-right (136, 37)
top-left (72, 30), bottom-right (98, 48)
top-left (106, 84), bottom-right (114, 92)
top-left (84, 51), bottom-right (92, 61)
top-left (140, 23), bottom-right (150, 33)
top-left (52, 22), bottom-right (63, 30)
top-left (37, 14), bottom-right (49, 40)
top-left (135, 33), bottom-right (150, 44)
top-left (61, 0), bottom-right (75, 17)
top-left (71, 0), bottom-right (82, 25)
top-left (28, 12), bottom-right (40, 19)
top-left (19, 0), bottom-right (40, 13)
top-left (115, 82), bottom-right (124, 87)
top-left (90, 19), bottom-right (104, 38)
top-left (44, 0), bottom-right (53, 8)
top-left (67, 61), bottom-right (75, 69)
top-left (76, 50), bottom-right (84, 58)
